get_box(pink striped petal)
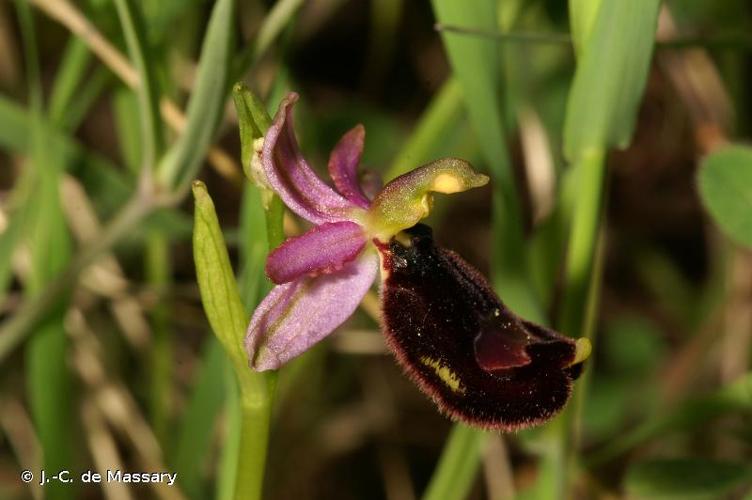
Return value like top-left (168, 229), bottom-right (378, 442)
top-left (246, 253), bottom-right (379, 370)
top-left (265, 221), bottom-right (367, 284)
top-left (262, 93), bottom-right (359, 224)
top-left (328, 125), bottom-right (371, 208)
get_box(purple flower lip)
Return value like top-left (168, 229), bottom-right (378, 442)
top-left (379, 224), bottom-right (590, 430)
top-left (246, 92), bottom-right (488, 371)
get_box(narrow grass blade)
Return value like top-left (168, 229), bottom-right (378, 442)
top-left (253, 0), bottom-right (305, 63)
top-left (158, 0), bottom-right (235, 189)
top-left (171, 337), bottom-right (228, 500)
top-left (113, 0), bottom-right (164, 170)
top-left (422, 426), bottom-right (485, 500)
top-left (23, 146), bottom-right (74, 500)
top-left (56, 68), bottom-right (111, 132)
top-left (25, 160), bottom-right (75, 498)
top-left (113, 88), bottom-right (143, 173)
top-left (431, 0), bottom-right (509, 183)
top-left (563, 0), bottom-right (660, 162)
top-left (15, 3), bottom-right (74, 499)
top-left (553, 3), bottom-right (663, 496)
top-left (557, 148), bottom-right (606, 337)
top-left (568, 0), bottom-right (600, 55)
top-left (232, 0), bottom-right (306, 75)
top-left (48, 37), bottom-right (91, 126)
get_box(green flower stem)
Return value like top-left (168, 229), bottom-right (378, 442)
top-left (233, 88), bottom-right (283, 500)
top-left (233, 371), bottom-right (277, 500)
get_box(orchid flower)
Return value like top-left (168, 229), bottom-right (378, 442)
top-left (246, 93), bottom-right (590, 430)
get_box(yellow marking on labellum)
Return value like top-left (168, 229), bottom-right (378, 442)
top-left (570, 338), bottom-right (592, 366)
top-left (420, 356), bottom-right (465, 393)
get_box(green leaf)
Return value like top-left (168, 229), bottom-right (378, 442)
top-left (192, 180), bottom-right (247, 371)
top-left (252, 0), bottom-right (305, 63)
top-left (114, 0), bottom-right (164, 168)
top-left (158, 0), bottom-right (235, 189)
top-left (15, 3), bottom-right (75, 499)
top-left (563, 0), bottom-right (660, 161)
top-left (113, 88), bottom-right (143, 174)
top-left (625, 458), bottom-right (752, 499)
top-left (431, 0), bottom-right (508, 183)
top-left (232, 0), bottom-right (306, 75)
top-left (568, 0), bottom-right (600, 56)
top-left (192, 180), bottom-right (277, 500)
top-left (48, 37), bottom-right (92, 127)
top-left (422, 426), bottom-right (486, 500)
top-left (698, 144), bottom-right (752, 247)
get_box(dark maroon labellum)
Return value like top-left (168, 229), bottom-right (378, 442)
top-left (378, 224), bottom-right (586, 430)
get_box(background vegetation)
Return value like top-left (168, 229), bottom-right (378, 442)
top-left (0, 0), bottom-right (751, 499)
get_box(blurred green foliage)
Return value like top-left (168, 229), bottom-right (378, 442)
top-left (0, 0), bottom-right (751, 499)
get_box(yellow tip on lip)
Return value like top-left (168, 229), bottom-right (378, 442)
top-left (570, 338), bottom-right (592, 366)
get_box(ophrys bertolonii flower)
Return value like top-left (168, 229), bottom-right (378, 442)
top-left (245, 93), bottom-right (590, 430)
